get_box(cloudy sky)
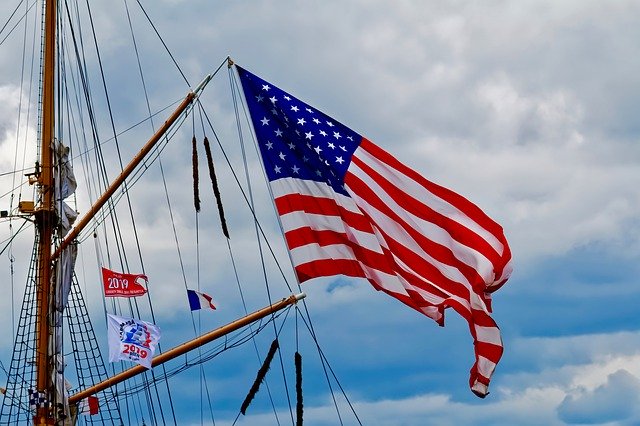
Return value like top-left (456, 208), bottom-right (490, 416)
top-left (1, 0), bottom-right (639, 425)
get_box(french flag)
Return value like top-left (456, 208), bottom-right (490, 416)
top-left (187, 289), bottom-right (216, 311)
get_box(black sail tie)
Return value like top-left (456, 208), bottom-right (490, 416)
top-left (203, 136), bottom-right (229, 238)
top-left (240, 338), bottom-right (279, 415)
top-left (295, 351), bottom-right (303, 425)
top-left (192, 135), bottom-right (200, 212)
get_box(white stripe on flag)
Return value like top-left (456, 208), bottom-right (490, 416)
top-left (353, 145), bottom-right (506, 254)
top-left (475, 325), bottom-right (503, 346)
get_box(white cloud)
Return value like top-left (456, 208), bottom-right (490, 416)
top-left (400, 68), bottom-right (640, 265)
top-left (0, 85), bottom-right (37, 179)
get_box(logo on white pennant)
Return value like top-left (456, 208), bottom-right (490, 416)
top-left (107, 313), bottom-right (160, 369)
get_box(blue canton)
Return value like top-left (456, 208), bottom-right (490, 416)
top-left (237, 67), bottom-right (362, 196)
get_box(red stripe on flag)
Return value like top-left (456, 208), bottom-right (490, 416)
top-left (350, 158), bottom-right (495, 275)
top-left (377, 244), bottom-right (451, 300)
top-left (359, 139), bottom-right (507, 243)
top-left (275, 193), bottom-right (373, 232)
top-left (344, 171), bottom-right (480, 298)
top-left (285, 228), bottom-right (392, 271)
top-left (359, 138), bottom-right (512, 282)
top-left (349, 150), bottom-right (504, 287)
top-left (295, 259), bottom-right (367, 283)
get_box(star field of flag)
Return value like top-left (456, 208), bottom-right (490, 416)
top-left (238, 67), bottom-right (361, 196)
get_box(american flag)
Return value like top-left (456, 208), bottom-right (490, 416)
top-left (237, 66), bottom-right (512, 397)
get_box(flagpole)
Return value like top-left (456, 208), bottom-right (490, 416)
top-left (231, 63), bottom-right (303, 291)
top-left (68, 293), bottom-right (305, 405)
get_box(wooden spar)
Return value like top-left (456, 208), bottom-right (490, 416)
top-left (34, 0), bottom-right (56, 423)
top-left (36, 70), bottom-right (204, 425)
top-left (51, 89), bottom-right (197, 261)
top-left (68, 293), bottom-right (306, 405)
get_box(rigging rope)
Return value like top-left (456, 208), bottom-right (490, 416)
top-left (221, 67), bottom-right (289, 424)
top-left (0, 0), bottom-right (37, 48)
top-left (202, 136), bottom-right (229, 238)
top-left (64, 0), bottom-right (193, 421)
top-left (134, 0), bottom-right (190, 86)
top-left (5, 0), bottom-right (38, 345)
top-left (61, 1), bottom-right (149, 422)
top-left (0, 0), bottom-right (26, 40)
top-left (190, 110), bottom-right (216, 425)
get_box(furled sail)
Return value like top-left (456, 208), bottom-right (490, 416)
top-left (51, 141), bottom-right (79, 421)
top-left (53, 141), bottom-right (78, 235)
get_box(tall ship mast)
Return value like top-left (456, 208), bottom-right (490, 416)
top-left (33, 0), bottom-right (56, 420)
top-left (1, 1), bottom-right (307, 424)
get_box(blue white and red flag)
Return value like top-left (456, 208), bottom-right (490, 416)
top-left (236, 66), bottom-right (512, 397)
top-left (187, 289), bottom-right (216, 311)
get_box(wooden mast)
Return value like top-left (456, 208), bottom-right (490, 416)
top-left (34, 0), bottom-right (56, 423)
top-left (33, 1), bottom-right (208, 422)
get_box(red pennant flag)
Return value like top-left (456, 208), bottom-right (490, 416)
top-left (102, 267), bottom-right (148, 297)
top-left (80, 395), bottom-right (99, 415)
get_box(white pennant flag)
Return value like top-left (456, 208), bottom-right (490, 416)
top-left (107, 314), bottom-right (160, 369)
